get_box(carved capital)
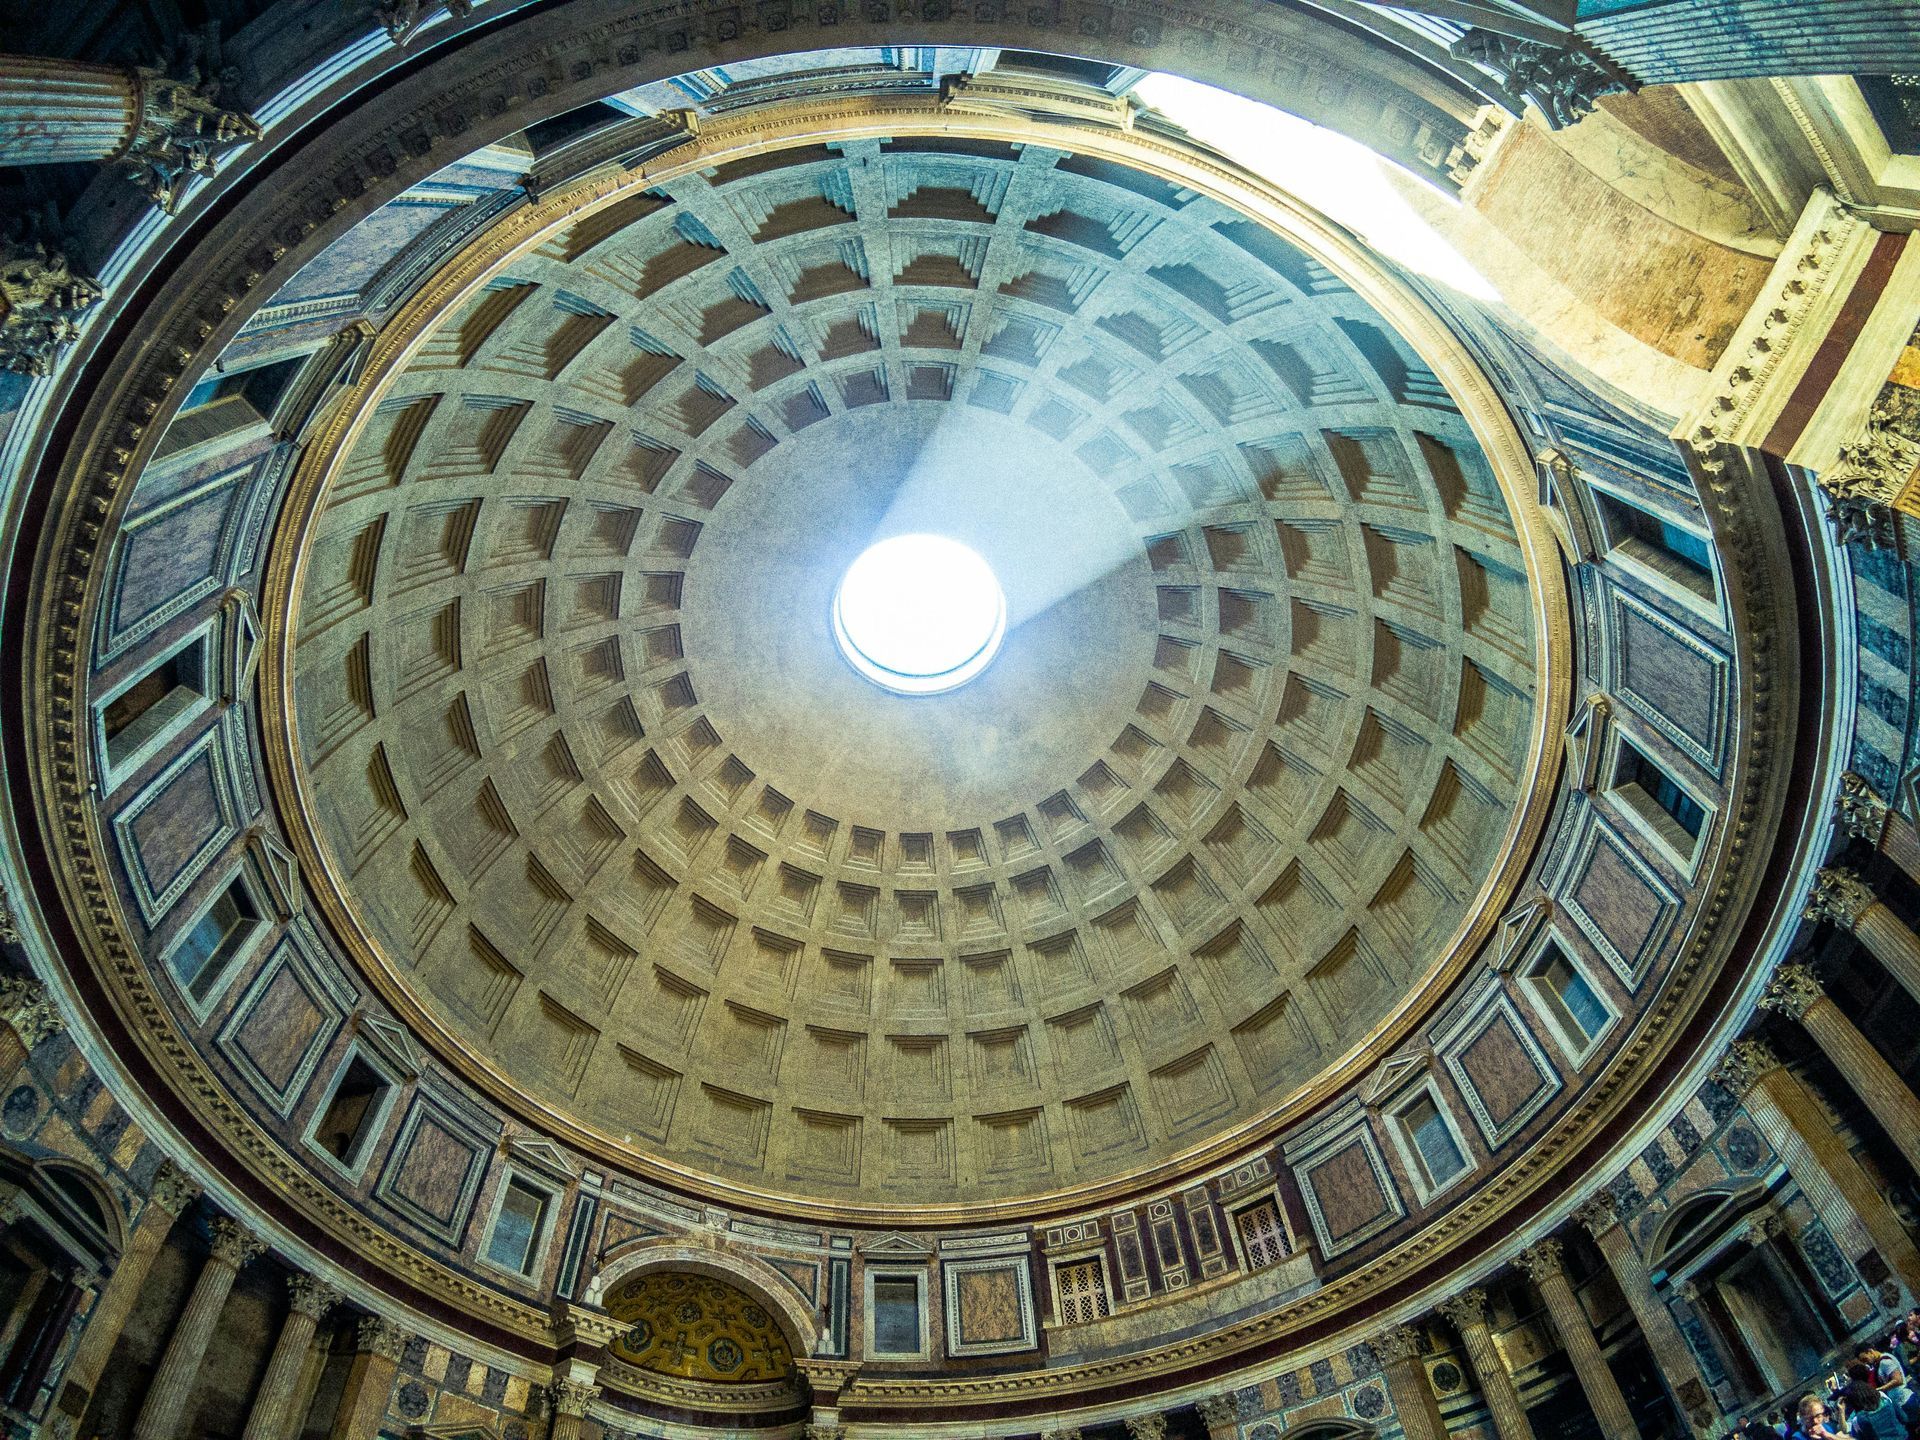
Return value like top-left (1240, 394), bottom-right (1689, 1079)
top-left (1572, 1191), bottom-right (1619, 1236)
top-left (1125, 1417), bottom-right (1168, 1440)
top-left (549, 1378), bottom-right (600, 1417)
top-left (1437, 1287), bottom-right (1489, 1332)
top-left (1196, 1394), bottom-right (1242, 1425)
top-left (1817, 384), bottom-right (1920, 544)
top-left (209, 1216), bottom-right (266, 1269)
top-left (287, 1272), bottom-right (342, 1319)
top-left (0, 213), bottom-right (103, 377)
top-left (1758, 962), bottom-right (1823, 1021)
top-left (0, 974), bottom-right (64, 1050)
top-left (1712, 1037), bottom-right (1783, 1096)
top-left (356, 1314), bottom-right (410, 1361)
top-left (118, 28), bottom-right (259, 213)
top-left (1836, 773), bottom-right (1890, 843)
top-left (1514, 1239), bottom-right (1566, 1283)
top-left (148, 1159), bottom-right (201, 1217)
top-left (1744, 1210), bottom-right (1785, 1247)
top-left (1370, 1323), bottom-right (1426, 1364)
top-left (1447, 30), bottom-right (1631, 129)
top-left (1041, 1429), bottom-right (1087, 1440)
top-left (1806, 866), bottom-right (1875, 929)
top-left (804, 1428), bottom-right (845, 1440)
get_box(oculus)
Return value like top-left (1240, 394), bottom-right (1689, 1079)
top-left (831, 533), bottom-right (1008, 695)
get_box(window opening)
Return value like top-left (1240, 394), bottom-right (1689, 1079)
top-left (1234, 1197), bottom-right (1288, 1271)
top-left (169, 879), bottom-right (261, 1004)
top-left (871, 1274), bottom-right (923, 1354)
top-left (1054, 1258), bottom-right (1110, 1325)
top-left (1401, 1093), bottom-right (1467, 1190)
top-left (484, 1177), bottom-right (550, 1275)
top-left (312, 1056), bottom-right (392, 1168)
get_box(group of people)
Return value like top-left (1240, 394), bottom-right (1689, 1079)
top-left (1751, 1318), bottom-right (1920, 1440)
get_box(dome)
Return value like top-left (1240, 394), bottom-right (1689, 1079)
top-left (277, 119), bottom-right (1561, 1211)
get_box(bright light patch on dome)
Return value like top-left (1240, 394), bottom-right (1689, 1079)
top-left (833, 534), bottom-right (1007, 695)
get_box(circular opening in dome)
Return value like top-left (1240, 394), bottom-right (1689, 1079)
top-left (832, 534), bottom-right (1007, 695)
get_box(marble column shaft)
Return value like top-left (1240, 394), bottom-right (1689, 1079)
top-left (131, 1217), bottom-right (263, 1440)
top-left (1805, 869), bottom-right (1920, 1009)
top-left (1372, 1325), bottom-right (1448, 1440)
top-left (1720, 1037), bottom-right (1920, 1297)
top-left (0, 56), bottom-right (139, 164)
top-left (1519, 1242), bottom-right (1639, 1439)
top-left (1441, 1289), bottom-right (1537, 1440)
top-left (57, 1163), bottom-right (197, 1411)
top-left (241, 1273), bottom-right (340, 1440)
top-left (327, 1316), bottom-right (408, 1440)
top-left (1578, 1200), bottom-right (1717, 1437)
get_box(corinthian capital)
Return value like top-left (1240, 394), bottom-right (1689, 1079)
top-left (1514, 1240), bottom-right (1565, 1283)
top-left (287, 1272), bottom-right (343, 1319)
top-left (0, 974), bottom-right (64, 1049)
top-left (0, 207), bottom-right (104, 378)
top-left (209, 1216), bottom-right (266, 1268)
top-left (356, 1314), bottom-right (410, 1361)
top-left (1712, 1037), bottom-right (1783, 1096)
top-left (1125, 1417), bottom-right (1168, 1440)
top-left (122, 28), bottom-right (260, 213)
top-left (1437, 1288), bottom-right (1489, 1331)
top-left (1572, 1192), bottom-right (1619, 1236)
top-left (1446, 29), bottom-right (1630, 129)
top-left (1835, 774), bottom-right (1890, 842)
top-left (1758, 963), bottom-right (1823, 1021)
top-left (149, 1159), bottom-right (201, 1217)
top-left (1817, 383), bottom-right (1920, 543)
top-left (1805, 867), bottom-right (1875, 929)
top-left (1370, 1323), bottom-right (1426, 1364)
top-left (549, 1378), bottom-right (600, 1417)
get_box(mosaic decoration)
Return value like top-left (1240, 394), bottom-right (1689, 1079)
top-left (605, 1270), bottom-right (794, 1384)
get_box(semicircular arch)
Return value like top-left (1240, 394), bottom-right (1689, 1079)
top-left (585, 1237), bottom-right (824, 1359)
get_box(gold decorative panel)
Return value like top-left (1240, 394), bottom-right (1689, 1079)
top-left (605, 1271), bottom-right (794, 1383)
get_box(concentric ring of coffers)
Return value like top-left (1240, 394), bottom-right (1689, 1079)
top-left (273, 110), bottom-right (1562, 1211)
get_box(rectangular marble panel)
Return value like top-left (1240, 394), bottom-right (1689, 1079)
top-left (113, 730), bottom-right (239, 922)
top-left (376, 1094), bottom-right (492, 1244)
top-left (1557, 814), bottom-right (1679, 985)
top-left (215, 936), bottom-right (345, 1115)
top-left (943, 1255), bottom-right (1037, 1355)
top-left (99, 469), bottom-right (248, 658)
top-left (1611, 586), bottom-right (1729, 773)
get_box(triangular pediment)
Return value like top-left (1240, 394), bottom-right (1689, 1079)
top-left (1363, 1048), bottom-right (1432, 1107)
top-left (1494, 896), bottom-right (1551, 973)
top-left (858, 1231), bottom-right (934, 1259)
top-left (355, 1012), bottom-right (424, 1080)
top-left (507, 1134), bottom-right (579, 1179)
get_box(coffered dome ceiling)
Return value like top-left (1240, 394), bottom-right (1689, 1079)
top-left (282, 124), bottom-right (1556, 1208)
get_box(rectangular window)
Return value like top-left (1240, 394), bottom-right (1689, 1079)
top-left (870, 1275), bottom-right (923, 1354)
top-left (1596, 490), bottom-right (1714, 600)
top-left (310, 1055), bottom-right (392, 1171)
top-left (1532, 942), bottom-right (1610, 1049)
top-left (1233, 1197), bottom-right (1288, 1271)
top-left (1054, 1259), bottom-right (1110, 1325)
top-left (1400, 1093), bottom-right (1467, 1192)
top-left (1614, 739), bottom-right (1706, 841)
top-left (101, 634), bottom-right (210, 780)
top-left (483, 1177), bottom-right (550, 1275)
top-left (168, 878), bottom-right (261, 1004)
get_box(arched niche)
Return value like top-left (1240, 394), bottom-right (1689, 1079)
top-left (583, 1236), bottom-right (824, 1360)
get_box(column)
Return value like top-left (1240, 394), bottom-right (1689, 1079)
top-left (285, 1335), bottom-right (333, 1440)
top-left (1575, 1195), bottom-right (1718, 1438)
top-left (0, 51), bottom-right (258, 212)
top-left (1805, 868), bottom-right (1920, 1009)
top-left (1712, 1038), bottom-right (1920, 1297)
top-left (0, 973), bottom-right (64, 1078)
top-left (56, 1160), bottom-right (199, 1415)
top-left (1125, 1416), bottom-right (1168, 1440)
top-left (798, 1357), bottom-right (859, 1439)
top-left (1516, 1240), bottom-right (1640, 1440)
top-left (326, 1316), bottom-right (408, 1440)
top-left (1759, 963), bottom-right (1920, 1180)
top-left (1440, 1288), bottom-right (1537, 1440)
top-left (1372, 1323), bottom-right (1448, 1440)
top-left (0, 57), bottom-right (140, 164)
top-left (546, 1378), bottom-right (600, 1440)
top-left (131, 1216), bottom-right (265, 1440)
top-left (241, 1272), bottom-right (341, 1440)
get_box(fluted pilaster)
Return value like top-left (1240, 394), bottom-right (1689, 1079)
top-left (546, 1377), bottom-right (600, 1440)
top-left (1576, 1194), bottom-right (1717, 1436)
top-left (1517, 1240), bottom-right (1638, 1439)
top-left (326, 1316), bottom-right (408, 1440)
top-left (57, 1161), bottom-right (198, 1414)
top-left (1372, 1324), bottom-right (1448, 1440)
top-left (1713, 1038), bottom-right (1920, 1297)
top-left (241, 1272), bottom-right (340, 1440)
top-left (1440, 1288), bottom-right (1536, 1440)
top-left (131, 1217), bottom-right (263, 1440)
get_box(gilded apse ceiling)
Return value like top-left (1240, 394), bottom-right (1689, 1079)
top-left (284, 125), bottom-right (1550, 1206)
